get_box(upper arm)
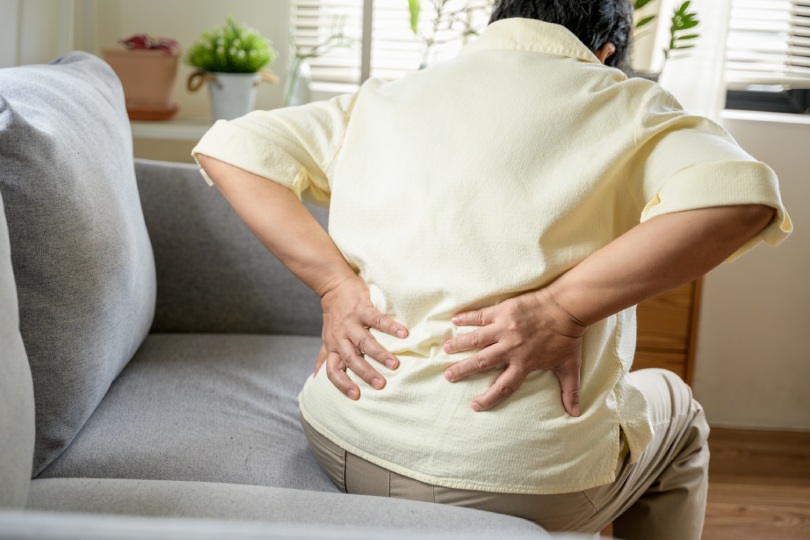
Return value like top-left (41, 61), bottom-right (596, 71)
top-left (191, 92), bottom-right (358, 207)
top-left (627, 87), bottom-right (792, 260)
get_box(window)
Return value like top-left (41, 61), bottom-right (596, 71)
top-left (725, 0), bottom-right (810, 113)
top-left (291, 0), bottom-right (491, 97)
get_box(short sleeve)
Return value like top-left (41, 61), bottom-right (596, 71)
top-left (191, 91), bottom-right (358, 207)
top-left (629, 86), bottom-right (792, 261)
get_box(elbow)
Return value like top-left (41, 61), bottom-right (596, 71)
top-left (743, 203), bottom-right (777, 234)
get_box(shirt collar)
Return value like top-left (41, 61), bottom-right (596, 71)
top-left (459, 18), bottom-right (601, 65)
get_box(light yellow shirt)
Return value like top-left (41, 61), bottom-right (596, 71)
top-left (192, 18), bottom-right (791, 494)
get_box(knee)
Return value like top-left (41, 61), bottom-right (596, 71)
top-left (630, 369), bottom-right (706, 434)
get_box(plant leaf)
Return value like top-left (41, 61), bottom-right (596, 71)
top-left (678, 33), bottom-right (700, 40)
top-left (408, 0), bottom-right (421, 34)
top-left (634, 0), bottom-right (655, 9)
top-left (636, 15), bottom-right (655, 29)
top-left (677, 19), bottom-right (699, 30)
top-left (673, 44), bottom-right (696, 50)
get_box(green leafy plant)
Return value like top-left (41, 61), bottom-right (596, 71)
top-left (634, 0), bottom-right (700, 65)
top-left (186, 16), bottom-right (277, 73)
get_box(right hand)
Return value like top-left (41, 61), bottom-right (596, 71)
top-left (316, 276), bottom-right (408, 400)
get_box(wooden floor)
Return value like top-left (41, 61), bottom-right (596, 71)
top-left (703, 428), bottom-right (810, 540)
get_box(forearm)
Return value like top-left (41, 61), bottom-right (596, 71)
top-left (196, 154), bottom-right (355, 297)
top-left (547, 204), bottom-right (776, 326)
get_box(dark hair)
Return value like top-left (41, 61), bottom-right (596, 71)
top-left (489, 0), bottom-right (634, 72)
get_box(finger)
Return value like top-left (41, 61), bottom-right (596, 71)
top-left (339, 339), bottom-right (386, 390)
top-left (470, 366), bottom-right (527, 412)
top-left (362, 308), bottom-right (409, 339)
top-left (451, 306), bottom-right (497, 327)
top-left (314, 344), bottom-right (327, 376)
top-left (325, 352), bottom-right (360, 400)
top-left (554, 362), bottom-right (582, 417)
top-left (443, 326), bottom-right (499, 354)
top-left (444, 344), bottom-right (507, 382)
top-left (350, 329), bottom-right (399, 370)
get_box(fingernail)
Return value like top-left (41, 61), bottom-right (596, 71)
top-left (471, 401), bottom-right (482, 412)
top-left (397, 329), bottom-right (407, 338)
top-left (573, 405), bottom-right (581, 417)
top-left (347, 389), bottom-right (359, 399)
top-left (443, 343), bottom-right (451, 353)
top-left (451, 316), bottom-right (460, 324)
top-left (444, 370), bottom-right (454, 382)
top-left (372, 377), bottom-right (383, 389)
top-left (385, 358), bottom-right (398, 369)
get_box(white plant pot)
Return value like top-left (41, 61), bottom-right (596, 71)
top-left (207, 72), bottom-right (261, 121)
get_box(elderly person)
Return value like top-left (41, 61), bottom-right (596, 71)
top-left (192, 0), bottom-right (791, 537)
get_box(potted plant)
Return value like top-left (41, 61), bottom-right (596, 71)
top-left (102, 34), bottom-right (182, 121)
top-left (186, 16), bottom-right (280, 121)
top-left (632, 0), bottom-right (700, 81)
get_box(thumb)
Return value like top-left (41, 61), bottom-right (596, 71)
top-left (555, 362), bottom-right (581, 417)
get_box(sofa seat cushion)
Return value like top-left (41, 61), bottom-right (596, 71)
top-left (39, 334), bottom-right (336, 493)
top-left (26, 478), bottom-right (547, 536)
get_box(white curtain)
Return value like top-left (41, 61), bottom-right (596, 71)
top-left (648, 0), bottom-right (733, 121)
top-left (0, 0), bottom-right (76, 68)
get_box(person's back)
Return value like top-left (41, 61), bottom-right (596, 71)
top-left (192, 2), bottom-right (791, 538)
top-left (300, 18), bottom-right (658, 493)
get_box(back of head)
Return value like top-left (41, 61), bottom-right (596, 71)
top-left (489, 0), bottom-right (633, 72)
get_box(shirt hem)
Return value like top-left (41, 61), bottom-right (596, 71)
top-left (299, 402), bottom-right (618, 496)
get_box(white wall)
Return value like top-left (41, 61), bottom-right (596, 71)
top-left (694, 113), bottom-right (810, 431)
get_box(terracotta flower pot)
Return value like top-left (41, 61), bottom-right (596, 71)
top-left (102, 48), bottom-right (180, 121)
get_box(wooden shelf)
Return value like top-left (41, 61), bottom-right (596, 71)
top-left (130, 117), bottom-right (213, 141)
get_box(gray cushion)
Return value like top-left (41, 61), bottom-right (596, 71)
top-left (0, 191), bottom-right (35, 508)
top-left (40, 334), bottom-right (336, 493)
top-left (0, 52), bottom-right (156, 475)
top-left (26, 479), bottom-right (548, 536)
top-left (135, 159), bottom-right (324, 336)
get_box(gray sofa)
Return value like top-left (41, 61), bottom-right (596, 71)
top-left (0, 53), bottom-right (589, 538)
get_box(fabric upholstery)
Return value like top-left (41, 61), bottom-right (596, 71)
top-left (135, 159), bottom-right (324, 336)
top-left (26, 479), bottom-right (548, 536)
top-left (0, 512), bottom-right (562, 540)
top-left (40, 334), bottom-right (336, 492)
top-left (0, 52), bottom-right (156, 474)
top-left (0, 191), bottom-right (34, 508)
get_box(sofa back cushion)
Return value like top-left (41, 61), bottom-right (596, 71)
top-left (135, 160), bottom-right (324, 336)
top-left (0, 191), bottom-right (35, 507)
top-left (0, 52), bottom-right (156, 475)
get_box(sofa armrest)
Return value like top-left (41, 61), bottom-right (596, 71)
top-left (135, 159), bottom-right (324, 336)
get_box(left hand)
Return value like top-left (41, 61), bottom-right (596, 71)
top-left (443, 288), bottom-right (586, 415)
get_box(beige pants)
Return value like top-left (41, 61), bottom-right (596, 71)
top-left (301, 368), bottom-right (709, 540)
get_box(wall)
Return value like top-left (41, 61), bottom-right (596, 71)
top-left (78, 0), bottom-right (291, 163)
top-left (693, 112), bottom-right (810, 431)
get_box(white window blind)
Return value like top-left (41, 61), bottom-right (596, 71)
top-left (291, 0), bottom-right (365, 88)
top-left (291, 0), bottom-right (491, 92)
top-left (725, 0), bottom-right (810, 89)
